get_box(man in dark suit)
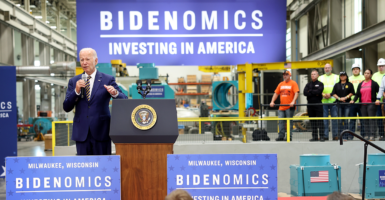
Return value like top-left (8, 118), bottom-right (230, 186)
top-left (63, 48), bottom-right (127, 155)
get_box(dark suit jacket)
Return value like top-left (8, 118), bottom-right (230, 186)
top-left (63, 70), bottom-right (127, 142)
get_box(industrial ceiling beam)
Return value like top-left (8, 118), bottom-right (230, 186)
top-left (301, 20), bottom-right (385, 61)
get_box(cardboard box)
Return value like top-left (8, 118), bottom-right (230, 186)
top-left (213, 76), bottom-right (221, 82)
top-left (205, 99), bottom-right (212, 107)
top-left (178, 77), bottom-right (185, 83)
top-left (190, 99), bottom-right (197, 106)
top-left (201, 85), bottom-right (211, 93)
top-left (44, 134), bottom-right (52, 150)
top-left (201, 75), bottom-right (212, 82)
top-left (187, 75), bottom-right (197, 83)
top-left (179, 129), bottom-right (184, 134)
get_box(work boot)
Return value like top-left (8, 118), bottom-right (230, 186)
top-left (320, 137), bottom-right (325, 142)
top-left (309, 138), bottom-right (318, 142)
top-left (275, 137), bottom-right (284, 141)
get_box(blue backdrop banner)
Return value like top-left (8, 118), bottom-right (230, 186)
top-left (77, 0), bottom-right (286, 65)
top-left (6, 156), bottom-right (121, 200)
top-left (167, 154), bottom-right (277, 200)
top-left (0, 66), bottom-right (17, 178)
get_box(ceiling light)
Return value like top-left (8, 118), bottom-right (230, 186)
top-left (46, 21), bottom-right (50, 23)
top-left (50, 26), bottom-right (57, 29)
top-left (35, 16), bottom-right (43, 19)
top-left (16, 4), bottom-right (20, 6)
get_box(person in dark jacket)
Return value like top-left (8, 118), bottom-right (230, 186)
top-left (350, 69), bottom-right (380, 141)
top-left (331, 71), bottom-right (355, 139)
top-left (304, 70), bottom-right (325, 141)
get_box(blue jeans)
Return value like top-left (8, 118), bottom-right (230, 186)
top-left (349, 104), bottom-right (364, 137)
top-left (278, 109), bottom-right (294, 138)
top-left (337, 104), bottom-right (350, 139)
top-left (377, 105), bottom-right (384, 137)
top-left (323, 105), bottom-right (338, 138)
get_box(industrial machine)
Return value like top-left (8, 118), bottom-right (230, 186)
top-left (290, 154), bottom-right (341, 196)
top-left (212, 81), bottom-right (239, 111)
top-left (359, 154), bottom-right (385, 199)
top-left (27, 117), bottom-right (54, 141)
top-left (129, 63), bottom-right (175, 99)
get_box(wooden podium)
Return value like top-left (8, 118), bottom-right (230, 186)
top-left (110, 99), bottom-right (178, 200)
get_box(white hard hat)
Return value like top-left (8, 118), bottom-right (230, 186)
top-left (378, 58), bottom-right (385, 66)
top-left (352, 63), bottom-right (361, 70)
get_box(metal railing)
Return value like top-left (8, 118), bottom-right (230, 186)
top-left (52, 113), bottom-right (385, 155)
top-left (340, 130), bottom-right (385, 200)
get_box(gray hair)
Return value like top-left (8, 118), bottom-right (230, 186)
top-left (79, 48), bottom-right (98, 59)
top-left (311, 69), bottom-right (319, 74)
top-left (165, 189), bottom-right (193, 200)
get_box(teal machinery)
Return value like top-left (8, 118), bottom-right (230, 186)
top-left (359, 154), bottom-right (385, 199)
top-left (211, 81), bottom-right (253, 137)
top-left (212, 81), bottom-right (253, 112)
top-left (129, 63), bottom-right (174, 99)
top-left (95, 63), bottom-right (128, 96)
top-left (290, 154), bottom-right (341, 196)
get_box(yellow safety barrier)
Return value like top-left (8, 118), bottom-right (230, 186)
top-left (52, 116), bottom-right (385, 155)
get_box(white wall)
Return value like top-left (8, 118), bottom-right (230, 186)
top-left (126, 66), bottom-right (232, 83)
top-left (299, 15), bottom-right (308, 58)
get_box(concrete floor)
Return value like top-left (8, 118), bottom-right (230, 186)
top-left (0, 140), bottom-right (51, 200)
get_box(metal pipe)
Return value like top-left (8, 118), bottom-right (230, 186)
top-left (16, 62), bottom-right (76, 75)
top-left (362, 143), bottom-right (368, 200)
top-left (16, 66), bottom-right (51, 74)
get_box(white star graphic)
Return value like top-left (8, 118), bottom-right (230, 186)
top-left (0, 166), bottom-right (5, 177)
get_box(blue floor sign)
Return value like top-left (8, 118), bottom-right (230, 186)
top-left (6, 156), bottom-right (121, 200)
top-left (167, 154), bottom-right (277, 200)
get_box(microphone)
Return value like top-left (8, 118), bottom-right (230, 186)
top-left (81, 74), bottom-right (87, 98)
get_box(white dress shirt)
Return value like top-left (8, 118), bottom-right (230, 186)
top-left (75, 69), bottom-right (119, 98)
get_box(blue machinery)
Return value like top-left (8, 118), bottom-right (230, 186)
top-left (359, 154), bottom-right (385, 199)
top-left (212, 81), bottom-right (239, 111)
top-left (290, 155), bottom-right (341, 196)
top-left (340, 130), bottom-right (385, 200)
top-left (212, 81), bottom-right (253, 112)
top-left (95, 63), bottom-right (128, 96)
top-left (28, 117), bottom-right (53, 136)
top-left (129, 63), bottom-right (175, 99)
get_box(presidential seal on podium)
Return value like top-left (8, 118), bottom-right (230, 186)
top-left (131, 104), bottom-right (157, 130)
